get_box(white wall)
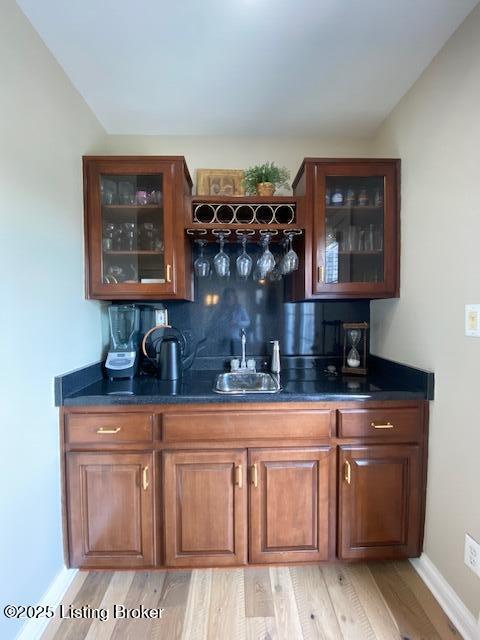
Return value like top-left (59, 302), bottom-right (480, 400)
top-left (0, 1), bottom-right (107, 637)
top-left (370, 3), bottom-right (480, 618)
top-left (105, 135), bottom-right (370, 191)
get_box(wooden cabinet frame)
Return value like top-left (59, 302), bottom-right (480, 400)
top-left (83, 156), bottom-right (193, 300)
top-left (290, 158), bottom-right (400, 300)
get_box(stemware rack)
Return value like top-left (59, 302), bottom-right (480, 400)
top-left (186, 227), bottom-right (304, 243)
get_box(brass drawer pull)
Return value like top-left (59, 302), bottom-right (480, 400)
top-left (96, 427), bottom-right (121, 434)
top-left (235, 464), bottom-right (243, 488)
top-left (371, 422), bottom-right (394, 429)
top-left (251, 464), bottom-right (258, 488)
top-left (344, 460), bottom-right (351, 485)
top-left (142, 466), bottom-right (149, 491)
top-left (166, 264), bottom-right (172, 283)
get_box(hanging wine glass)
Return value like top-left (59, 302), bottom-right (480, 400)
top-left (236, 234), bottom-right (253, 279)
top-left (346, 329), bottom-right (361, 368)
top-left (280, 232), bottom-right (299, 275)
top-left (193, 239), bottom-right (210, 277)
top-left (256, 233), bottom-right (276, 279)
top-left (213, 232), bottom-right (230, 277)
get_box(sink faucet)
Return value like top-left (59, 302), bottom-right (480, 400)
top-left (240, 329), bottom-right (247, 370)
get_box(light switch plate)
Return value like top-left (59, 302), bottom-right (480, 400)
top-left (465, 304), bottom-right (480, 337)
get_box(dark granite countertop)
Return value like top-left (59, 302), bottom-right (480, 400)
top-left (56, 356), bottom-right (434, 406)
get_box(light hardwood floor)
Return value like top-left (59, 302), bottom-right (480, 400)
top-left (41, 562), bottom-right (462, 640)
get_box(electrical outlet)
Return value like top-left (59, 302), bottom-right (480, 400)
top-left (464, 533), bottom-right (480, 577)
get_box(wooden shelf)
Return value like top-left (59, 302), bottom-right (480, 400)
top-left (104, 250), bottom-right (164, 256)
top-left (326, 205), bottom-right (383, 212)
top-left (102, 204), bottom-right (162, 210)
top-left (338, 250), bottom-right (383, 256)
top-left (192, 195), bottom-right (297, 205)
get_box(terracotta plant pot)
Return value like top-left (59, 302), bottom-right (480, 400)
top-left (256, 182), bottom-right (276, 197)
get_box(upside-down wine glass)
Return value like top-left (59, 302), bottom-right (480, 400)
top-left (213, 232), bottom-right (230, 277)
top-left (193, 239), bottom-right (210, 277)
top-left (256, 233), bottom-right (276, 279)
top-left (236, 235), bottom-right (253, 279)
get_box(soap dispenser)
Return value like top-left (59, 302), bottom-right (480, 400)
top-left (270, 340), bottom-right (281, 375)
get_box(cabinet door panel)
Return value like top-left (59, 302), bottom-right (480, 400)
top-left (163, 450), bottom-right (247, 567)
top-left (67, 452), bottom-right (154, 568)
top-left (249, 447), bottom-right (334, 563)
top-left (339, 445), bottom-right (421, 559)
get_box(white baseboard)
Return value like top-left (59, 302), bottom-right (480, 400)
top-left (410, 553), bottom-right (479, 640)
top-left (15, 567), bottom-right (78, 640)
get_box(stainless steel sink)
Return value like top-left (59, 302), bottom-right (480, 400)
top-left (214, 372), bottom-right (281, 394)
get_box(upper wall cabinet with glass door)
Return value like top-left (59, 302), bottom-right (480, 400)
top-left (83, 157), bottom-right (193, 300)
top-left (291, 159), bottom-right (400, 300)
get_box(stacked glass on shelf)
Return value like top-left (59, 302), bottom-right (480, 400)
top-left (326, 186), bottom-right (383, 207)
top-left (102, 222), bottom-right (164, 253)
top-left (193, 230), bottom-right (300, 282)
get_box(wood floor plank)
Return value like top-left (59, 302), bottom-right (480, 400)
top-left (40, 571), bottom-right (89, 640)
top-left (321, 564), bottom-right (376, 640)
top-left (289, 565), bottom-right (342, 640)
top-left (181, 569), bottom-right (213, 640)
top-left (84, 571), bottom-right (135, 640)
top-left (245, 568), bottom-right (275, 618)
top-left (207, 569), bottom-right (246, 640)
top-left (110, 571), bottom-right (166, 640)
top-left (369, 562), bottom-right (440, 640)
top-left (269, 566), bottom-right (303, 640)
top-left (246, 616), bottom-right (278, 640)
top-left (52, 572), bottom-right (113, 640)
top-left (152, 571), bottom-right (191, 640)
top-left (346, 564), bottom-right (400, 640)
top-left (393, 562), bottom-right (462, 639)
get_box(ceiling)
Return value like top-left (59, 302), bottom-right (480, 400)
top-left (17, 0), bottom-right (477, 136)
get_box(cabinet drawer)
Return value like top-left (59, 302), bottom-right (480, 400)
top-left (163, 410), bottom-right (333, 442)
top-left (338, 407), bottom-right (422, 439)
top-left (66, 413), bottom-right (153, 444)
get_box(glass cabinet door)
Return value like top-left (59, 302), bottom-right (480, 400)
top-left (314, 163), bottom-right (398, 297)
top-left (86, 159), bottom-right (177, 298)
top-left (100, 173), bottom-right (167, 286)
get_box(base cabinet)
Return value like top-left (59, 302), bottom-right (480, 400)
top-left (62, 401), bottom-right (427, 569)
top-left (66, 452), bottom-right (154, 567)
top-left (163, 450), bottom-right (247, 567)
top-left (339, 445), bottom-right (422, 560)
top-left (249, 447), bottom-right (334, 563)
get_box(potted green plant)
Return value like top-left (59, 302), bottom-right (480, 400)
top-left (244, 162), bottom-right (290, 196)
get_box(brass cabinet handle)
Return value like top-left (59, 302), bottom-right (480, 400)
top-left (344, 460), bottom-right (351, 485)
top-left (96, 427), bottom-right (121, 434)
top-left (251, 464), bottom-right (258, 488)
top-left (166, 264), bottom-right (173, 283)
top-left (142, 466), bottom-right (149, 491)
top-left (371, 422), bottom-right (394, 429)
top-left (235, 464), bottom-right (243, 488)
top-left (318, 265), bottom-right (325, 283)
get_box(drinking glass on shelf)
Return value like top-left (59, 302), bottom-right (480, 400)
top-left (256, 233), bottom-right (276, 278)
top-left (123, 222), bottom-right (137, 251)
top-left (279, 232), bottom-right (299, 274)
top-left (236, 235), bottom-right (253, 279)
top-left (113, 223), bottom-right (123, 250)
top-left (213, 232), bottom-right (230, 277)
top-left (140, 222), bottom-right (155, 250)
top-left (103, 222), bottom-right (115, 251)
top-left (194, 239), bottom-right (210, 277)
top-left (365, 224), bottom-right (375, 252)
top-left (346, 226), bottom-right (357, 252)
